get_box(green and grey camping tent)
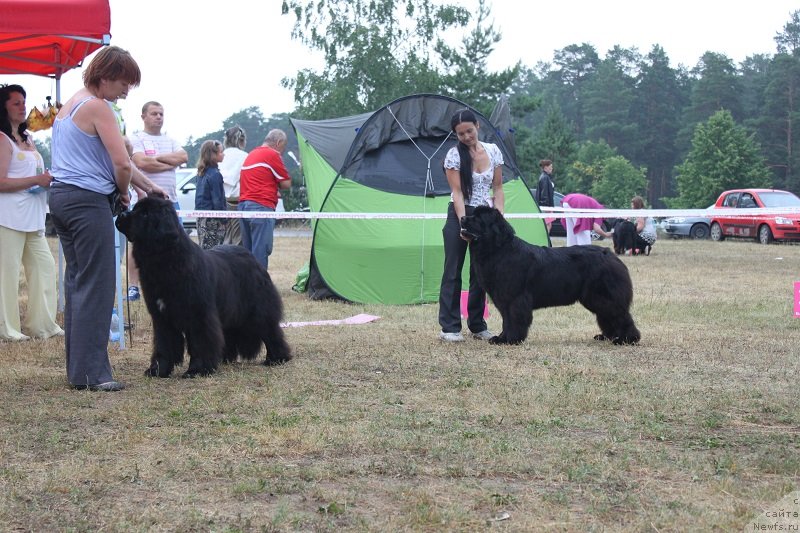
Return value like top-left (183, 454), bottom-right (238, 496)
top-left (290, 94), bottom-right (549, 304)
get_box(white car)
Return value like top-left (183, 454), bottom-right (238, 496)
top-left (174, 168), bottom-right (197, 229)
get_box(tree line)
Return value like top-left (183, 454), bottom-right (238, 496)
top-left (183, 2), bottom-right (800, 210)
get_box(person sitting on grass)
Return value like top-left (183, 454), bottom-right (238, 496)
top-left (630, 195), bottom-right (657, 255)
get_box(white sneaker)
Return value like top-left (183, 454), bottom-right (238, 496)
top-left (439, 331), bottom-right (465, 342)
top-left (471, 330), bottom-right (494, 341)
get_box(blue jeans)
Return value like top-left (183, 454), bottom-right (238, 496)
top-left (172, 201), bottom-right (184, 228)
top-left (239, 200), bottom-right (276, 270)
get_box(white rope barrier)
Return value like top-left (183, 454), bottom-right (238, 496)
top-left (179, 207), bottom-right (800, 220)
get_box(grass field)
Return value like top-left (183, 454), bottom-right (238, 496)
top-left (1, 234), bottom-right (798, 531)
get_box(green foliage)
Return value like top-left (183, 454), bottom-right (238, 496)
top-left (281, 0), bottom-right (471, 119)
top-left (758, 52), bottom-right (800, 191)
top-left (628, 45), bottom-right (686, 203)
top-left (34, 137), bottom-right (51, 170)
top-left (528, 107), bottom-right (578, 190)
top-left (589, 156), bottom-right (647, 208)
top-left (564, 140), bottom-right (644, 207)
top-left (583, 53), bottom-right (639, 153)
top-left (671, 110), bottom-right (769, 208)
top-left (437, 0), bottom-right (519, 116)
top-left (678, 52), bottom-right (742, 150)
top-left (774, 9), bottom-right (800, 54)
top-left (568, 140), bottom-right (618, 193)
top-left (551, 43), bottom-right (600, 136)
top-left (576, 139), bottom-right (618, 165)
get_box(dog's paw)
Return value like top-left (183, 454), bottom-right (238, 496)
top-left (263, 357), bottom-right (290, 367)
top-left (144, 365), bottom-right (171, 378)
top-left (181, 368), bottom-right (215, 378)
top-left (593, 334), bottom-right (610, 341)
top-left (489, 335), bottom-right (523, 345)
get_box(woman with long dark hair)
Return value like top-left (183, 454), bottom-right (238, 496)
top-left (438, 109), bottom-right (505, 342)
top-left (0, 84), bottom-right (63, 341)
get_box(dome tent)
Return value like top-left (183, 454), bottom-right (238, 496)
top-left (290, 94), bottom-right (549, 304)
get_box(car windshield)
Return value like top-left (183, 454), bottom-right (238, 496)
top-left (758, 191), bottom-right (800, 207)
top-left (176, 169), bottom-right (196, 187)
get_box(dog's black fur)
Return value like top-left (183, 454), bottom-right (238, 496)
top-left (460, 206), bottom-right (640, 345)
top-left (611, 219), bottom-right (636, 255)
top-left (115, 197), bottom-right (291, 377)
top-left (611, 219), bottom-right (651, 256)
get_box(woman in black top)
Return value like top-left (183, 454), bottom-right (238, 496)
top-left (535, 159), bottom-right (555, 231)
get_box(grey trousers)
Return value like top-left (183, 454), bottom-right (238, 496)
top-left (222, 199), bottom-right (242, 246)
top-left (49, 183), bottom-right (116, 387)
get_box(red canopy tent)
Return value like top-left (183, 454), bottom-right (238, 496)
top-left (1, 0), bottom-right (113, 328)
top-left (0, 0), bottom-right (110, 98)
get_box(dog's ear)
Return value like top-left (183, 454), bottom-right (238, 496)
top-left (132, 200), bottom-right (183, 248)
top-left (490, 210), bottom-right (515, 247)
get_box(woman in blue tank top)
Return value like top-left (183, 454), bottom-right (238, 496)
top-left (49, 46), bottom-right (141, 392)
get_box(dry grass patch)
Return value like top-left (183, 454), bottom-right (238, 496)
top-left (0, 235), bottom-right (798, 531)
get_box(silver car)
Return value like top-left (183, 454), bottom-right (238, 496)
top-left (661, 207), bottom-right (712, 239)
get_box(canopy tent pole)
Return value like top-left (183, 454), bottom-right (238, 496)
top-left (0, 0), bottom-right (115, 332)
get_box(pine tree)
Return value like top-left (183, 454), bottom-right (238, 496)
top-left (672, 110), bottom-right (769, 208)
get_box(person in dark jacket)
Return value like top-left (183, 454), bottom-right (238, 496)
top-left (194, 140), bottom-right (227, 249)
top-left (535, 159), bottom-right (555, 231)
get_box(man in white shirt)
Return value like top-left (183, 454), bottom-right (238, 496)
top-left (127, 101), bottom-right (188, 300)
top-left (130, 101), bottom-right (187, 205)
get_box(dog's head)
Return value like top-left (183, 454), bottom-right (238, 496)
top-left (459, 206), bottom-right (515, 250)
top-left (115, 196), bottom-right (184, 248)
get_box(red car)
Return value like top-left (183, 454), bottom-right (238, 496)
top-left (709, 188), bottom-right (800, 244)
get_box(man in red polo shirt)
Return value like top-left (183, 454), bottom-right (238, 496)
top-left (238, 129), bottom-right (292, 270)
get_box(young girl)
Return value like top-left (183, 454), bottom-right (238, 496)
top-left (195, 140), bottom-right (227, 249)
top-left (438, 109), bottom-right (505, 342)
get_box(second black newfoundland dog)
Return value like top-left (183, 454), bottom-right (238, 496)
top-left (611, 219), bottom-right (651, 256)
top-left (115, 197), bottom-right (291, 378)
top-left (460, 206), bottom-right (640, 345)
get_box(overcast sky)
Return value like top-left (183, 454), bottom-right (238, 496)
top-left (8, 0), bottom-right (798, 144)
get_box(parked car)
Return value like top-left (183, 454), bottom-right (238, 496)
top-left (662, 206), bottom-right (713, 239)
top-left (175, 168), bottom-right (197, 230)
top-left (531, 188), bottom-right (566, 237)
top-left (709, 188), bottom-right (800, 244)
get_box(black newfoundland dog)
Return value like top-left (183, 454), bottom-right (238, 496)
top-left (611, 219), bottom-right (651, 256)
top-left (115, 197), bottom-right (291, 377)
top-left (459, 206), bottom-right (640, 345)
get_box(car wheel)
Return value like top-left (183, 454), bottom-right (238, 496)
top-left (710, 222), bottom-right (724, 241)
top-left (690, 224), bottom-right (709, 239)
top-left (758, 224), bottom-right (773, 245)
